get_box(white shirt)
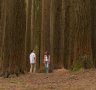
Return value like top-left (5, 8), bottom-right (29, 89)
top-left (44, 55), bottom-right (50, 62)
top-left (45, 55), bottom-right (48, 61)
top-left (29, 52), bottom-right (36, 64)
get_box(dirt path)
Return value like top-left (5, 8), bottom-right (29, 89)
top-left (0, 69), bottom-right (96, 90)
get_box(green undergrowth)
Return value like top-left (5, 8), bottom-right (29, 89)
top-left (70, 55), bottom-right (94, 71)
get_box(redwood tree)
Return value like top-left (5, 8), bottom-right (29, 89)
top-left (0, 0), bottom-right (27, 78)
top-left (40, 0), bottom-right (51, 71)
top-left (68, 0), bottom-right (93, 70)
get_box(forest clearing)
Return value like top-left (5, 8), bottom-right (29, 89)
top-left (0, 69), bottom-right (96, 90)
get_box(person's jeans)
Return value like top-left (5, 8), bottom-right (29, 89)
top-left (45, 61), bottom-right (49, 73)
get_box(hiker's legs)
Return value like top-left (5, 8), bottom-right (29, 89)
top-left (30, 64), bottom-right (33, 73)
top-left (32, 64), bottom-right (35, 72)
top-left (33, 64), bottom-right (36, 73)
top-left (45, 61), bottom-right (49, 73)
top-left (46, 67), bottom-right (48, 73)
top-left (30, 64), bottom-right (35, 73)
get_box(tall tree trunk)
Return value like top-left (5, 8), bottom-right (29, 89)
top-left (63, 0), bottom-right (70, 69)
top-left (34, 0), bottom-right (42, 70)
top-left (25, 0), bottom-right (32, 72)
top-left (0, 0), bottom-right (6, 71)
top-left (50, 0), bottom-right (55, 72)
top-left (91, 0), bottom-right (96, 67)
top-left (69, 0), bottom-right (93, 70)
top-left (31, 0), bottom-right (35, 49)
top-left (53, 0), bottom-right (63, 69)
top-left (61, 0), bottom-right (66, 68)
top-left (40, 0), bottom-right (51, 71)
top-left (2, 0), bottom-right (14, 77)
top-left (59, 0), bottom-right (65, 68)
top-left (0, 0), bottom-right (27, 78)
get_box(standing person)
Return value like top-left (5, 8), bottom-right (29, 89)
top-left (29, 50), bottom-right (36, 73)
top-left (44, 51), bottom-right (50, 73)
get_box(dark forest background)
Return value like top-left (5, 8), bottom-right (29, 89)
top-left (0, 0), bottom-right (96, 77)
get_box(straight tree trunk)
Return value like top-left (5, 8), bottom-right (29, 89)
top-left (63, 0), bottom-right (70, 69)
top-left (59, 0), bottom-right (65, 68)
top-left (0, 0), bottom-right (6, 71)
top-left (91, 0), bottom-right (96, 67)
top-left (0, 0), bottom-right (27, 78)
top-left (61, 0), bottom-right (66, 68)
top-left (40, 0), bottom-right (51, 71)
top-left (33, 0), bottom-right (42, 70)
top-left (31, 0), bottom-right (35, 49)
top-left (25, 0), bottom-right (32, 72)
top-left (69, 0), bottom-right (93, 70)
top-left (50, 0), bottom-right (55, 72)
top-left (53, 0), bottom-right (63, 69)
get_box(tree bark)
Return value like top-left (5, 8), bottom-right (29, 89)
top-left (31, 0), bottom-right (35, 49)
top-left (61, 0), bottom-right (66, 69)
top-left (62, 0), bottom-right (70, 69)
top-left (69, 0), bottom-right (93, 70)
top-left (91, 0), bottom-right (96, 67)
top-left (25, 0), bottom-right (32, 72)
top-left (0, 0), bottom-right (6, 71)
top-left (33, 0), bottom-right (42, 70)
top-left (50, 0), bottom-right (55, 72)
top-left (40, 0), bottom-right (51, 71)
top-left (0, 0), bottom-right (27, 78)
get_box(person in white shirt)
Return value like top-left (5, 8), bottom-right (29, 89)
top-left (29, 50), bottom-right (36, 73)
top-left (44, 51), bottom-right (50, 73)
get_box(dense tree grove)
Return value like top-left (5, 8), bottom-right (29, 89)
top-left (0, 0), bottom-right (96, 77)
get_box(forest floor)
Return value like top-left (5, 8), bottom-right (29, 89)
top-left (0, 69), bottom-right (96, 90)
